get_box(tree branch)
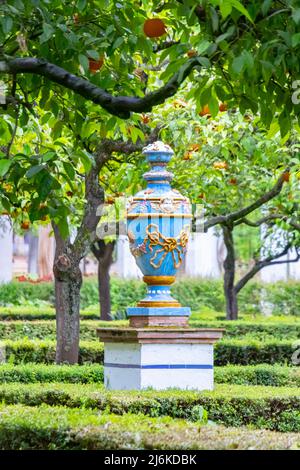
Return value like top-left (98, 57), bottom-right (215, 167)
top-left (204, 170), bottom-right (289, 231)
top-left (0, 57), bottom-right (201, 118)
top-left (234, 243), bottom-right (294, 293)
top-left (235, 213), bottom-right (285, 227)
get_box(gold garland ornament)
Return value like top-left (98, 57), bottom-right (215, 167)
top-left (146, 223), bottom-right (189, 269)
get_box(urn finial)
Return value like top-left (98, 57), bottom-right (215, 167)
top-left (142, 141), bottom-right (174, 185)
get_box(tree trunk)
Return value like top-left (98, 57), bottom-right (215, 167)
top-left (54, 266), bottom-right (82, 364)
top-left (52, 223), bottom-right (83, 364)
top-left (92, 240), bottom-right (115, 321)
top-left (222, 225), bottom-right (238, 320)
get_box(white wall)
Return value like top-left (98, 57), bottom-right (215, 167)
top-left (0, 216), bottom-right (13, 283)
top-left (112, 235), bottom-right (143, 279)
top-left (185, 229), bottom-right (223, 278)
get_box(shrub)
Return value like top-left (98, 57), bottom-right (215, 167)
top-left (1, 338), bottom-right (296, 366)
top-left (3, 339), bottom-right (104, 365)
top-left (0, 278), bottom-right (300, 316)
top-left (215, 339), bottom-right (296, 365)
top-left (0, 383), bottom-right (299, 432)
top-left (215, 365), bottom-right (300, 387)
top-left (0, 320), bottom-right (127, 341)
top-left (0, 364), bottom-right (299, 388)
top-left (0, 363), bottom-right (104, 384)
top-left (0, 404), bottom-right (298, 450)
top-left (1, 318), bottom-right (299, 342)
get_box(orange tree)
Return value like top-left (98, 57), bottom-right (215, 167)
top-left (0, 104), bottom-right (159, 362)
top-left (0, 0), bottom-right (300, 133)
top-left (108, 97), bottom-right (300, 319)
top-left (1, 0), bottom-right (300, 344)
top-left (159, 103), bottom-right (300, 318)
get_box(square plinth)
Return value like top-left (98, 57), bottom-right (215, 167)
top-left (126, 306), bottom-right (191, 327)
top-left (97, 328), bottom-right (224, 391)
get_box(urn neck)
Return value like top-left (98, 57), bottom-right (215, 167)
top-left (142, 150), bottom-right (174, 187)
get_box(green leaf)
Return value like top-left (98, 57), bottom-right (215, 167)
top-left (57, 217), bottom-right (69, 239)
top-left (196, 40), bottom-right (211, 55)
top-left (292, 33), bottom-right (300, 48)
top-left (40, 23), bottom-right (54, 44)
top-left (232, 54), bottom-right (246, 74)
top-left (25, 165), bottom-right (45, 178)
top-left (78, 150), bottom-right (93, 172)
top-left (79, 54), bottom-right (89, 73)
top-left (200, 86), bottom-right (212, 107)
top-left (292, 9), bottom-right (300, 24)
top-left (208, 95), bottom-right (219, 117)
top-left (112, 37), bottom-right (124, 50)
top-left (63, 162), bottom-right (75, 180)
top-left (278, 112), bottom-right (291, 138)
top-left (86, 50), bottom-right (99, 60)
top-left (42, 152), bottom-right (56, 163)
top-left (230, 0), bottom-right (253, 23)
top-left (219, 1), bottom-right (232, 18)
top-left (1, 16), bottom-right (13, 34)
top-left (0, 159), bottom-right (12, 177)
top-left (77, 0), bottom-right (87, 11)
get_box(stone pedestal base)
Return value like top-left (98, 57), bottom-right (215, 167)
top-left (126, 306), bottom-right (191, 327)
top-left (97, 328), bottom-right (224, 391)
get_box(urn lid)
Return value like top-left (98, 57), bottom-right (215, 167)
top-left (142, 141), bottom-right (174, 165)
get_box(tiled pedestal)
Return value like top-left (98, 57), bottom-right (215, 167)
top-left (97, 328), bottom-right (224, 391)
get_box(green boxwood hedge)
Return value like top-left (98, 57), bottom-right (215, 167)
top-left (1, 278), bottom-right (300, 316)
top-left (0, 363), bottom-right (104, 384)
top-left (1, 338), bottom-right (297, 365)
top-left (0, 404), bottom-right (299, 450)
top-left (0, 383), bottom-right (299, 432)
top-left (0, 363), bottom-right (299, 388)
top-left (1, 339), bottom-right (104, 364)
top-left (215, 364), bottom-right (300, 387)
top-left (0, 320), bottom-right (127, 341)
top-left (1, 319), bottom-right (299, 342)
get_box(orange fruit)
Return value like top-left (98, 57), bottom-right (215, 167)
top-left (173, 98), bottom-right (188, 108)
top-left (199, 105), bottom-right (211, 117)
top-left (88, 57), bottom-right (104, 73)
top-left (141, 114), bottom-right (150, 124)
top-left (189, 144), bottom-right (200, 152)
top-left (106, 196), bottom-right (115, 204)
top-left (229, 177), bottom-right (237, 185)
top-left (283, 172), bottom-right (290, 182)
top-left (219, 102), bottom-right (228, 112)
top-left (143, 18), bottom-right (166, 38)
top-left (213, 161), bottom-right (228, 170)
top-left (187, 49), bottom-right (197, 58)
top-left (183, 152), bottom-right (193, 160)
top-left (21, 221), bottom-right (30, 230)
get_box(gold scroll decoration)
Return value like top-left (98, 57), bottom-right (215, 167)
top-left (145, 223), bottom-right (189, 269)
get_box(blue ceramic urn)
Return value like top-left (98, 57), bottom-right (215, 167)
top-left (126, 141), bottom-right (192, 326)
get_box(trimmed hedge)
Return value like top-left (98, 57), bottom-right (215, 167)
top-left (0, 306), bottom-right (104, 321)
top-left (1, 319), bottom-right (300, 342)
top-left (0, 364), bottom-right (299, 388)
top-left (0, 383), bottom-right (299, 432)
top-left (1, 339), bottom-right (104, 364)
top-left (0, 404), bottom-right (299, 450)
top-left (1, 338), bottom-right (298, 365)
top-left (0, 363), bottom-right (104, 384)
top-left (0, 320), bottom-right (127, 341)
top-left (1, 319), bottom-right (299, 342)
top-left (215, 365), bottom-right (300, 387)
top-left (1, 278), bottom-right (300, 316)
